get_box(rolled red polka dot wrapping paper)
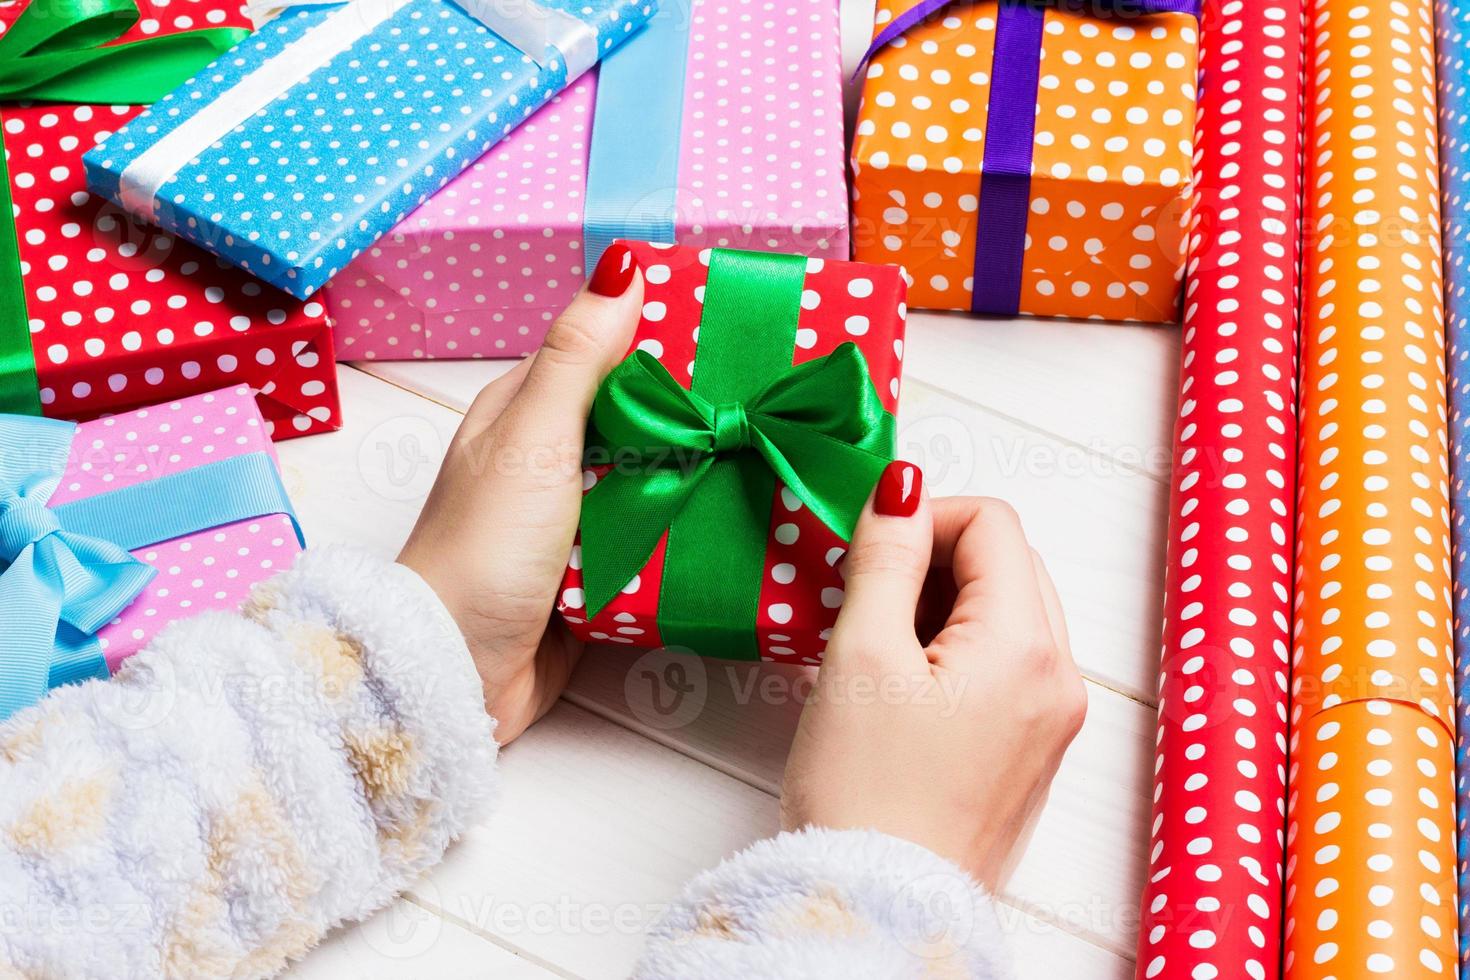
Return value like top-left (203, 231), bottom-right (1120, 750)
top-left (1283, 0), bottom-right (1459, 976)
top-left (1134, 3), bottom-right (1305, 978)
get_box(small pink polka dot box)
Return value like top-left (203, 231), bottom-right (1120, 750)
top-left (323, 0), bottom-right (851, 361)
top-left (0, 0), bottom-right (340, 440)
top-left (850, 0), bottom-right (1198, 322)
top-left (557, 242), bottom-right (906, 665)
top-left (44, 385), bottom-right (303, 673)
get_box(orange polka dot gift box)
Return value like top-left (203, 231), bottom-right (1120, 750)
top-left (557, 242), bottom-right (906, 664)
top-left (0, 384), bottom-right (304, 720)
top-left (850, 0), bottom-right (1198, 322)
top-left (0, 0), bottom-right (340, 440)
top-left (321, 0), bottom-right (850, 362)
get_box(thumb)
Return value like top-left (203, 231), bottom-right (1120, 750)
top-left (828, 461), bottom-right (931, 665)
top-left (485, 242), bottom-right (645, 434)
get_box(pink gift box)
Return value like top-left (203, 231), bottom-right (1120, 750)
top-left (323, 0), bottom-right (851, 360)
top-left (48, 386), bottom-right (302, 671)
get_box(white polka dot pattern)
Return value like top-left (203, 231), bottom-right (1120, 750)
top-left (557, 243), bottom-right (906, 664)
top-left (46, 385), bottom-right (301, 671)
top-left (1134, 4), bottom-right (1304, 978)
top-left (0, 0), bottom-right (340, 440)
top-left (851, 0), bottom-right (1197, 321)
top-left (1284, 0), bottom-right (1458, 975)
top-left (322, 0), bottom-right (849, 361)
top-left (83, 0), bottom-right (655, 300)
top-left (1433, 0), bottom-right (1470, 967)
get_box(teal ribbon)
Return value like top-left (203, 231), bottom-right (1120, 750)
top-left (580, 249), bottom-right (896, 659)
top-left (582, 0), bottom-right (690, 271)
top-left (0, 414), bottom-right (304, 719)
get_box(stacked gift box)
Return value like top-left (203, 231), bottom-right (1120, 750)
top-left (318, 0), bottom-right (852, 359)
top-left (0, 0), bottom-right (341, 437)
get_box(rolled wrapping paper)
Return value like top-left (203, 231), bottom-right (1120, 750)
top-left (1133, 1), bottom-right (1305, 977)
top-left (1284, 0), bottom-right (1458, 976)
top-left (1435, 0), bottom-right (1470, 969)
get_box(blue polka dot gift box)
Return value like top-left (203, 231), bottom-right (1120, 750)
top-left (81, 0), bottom-right (657, 300)
top-left (1436, 0), bottom-right (1470, 970)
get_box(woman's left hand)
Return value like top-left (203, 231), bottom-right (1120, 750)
top-left (398, 244), bottom-right (644, 744)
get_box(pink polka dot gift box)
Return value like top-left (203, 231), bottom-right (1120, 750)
top-left (557, 242), bottom-right (906, 665)
top-left (323, 0), bottom-right (850, 361)
top-left (0, 0), bottom-right (341, 441)
top-left (0, 384), bottom-right (303, 719)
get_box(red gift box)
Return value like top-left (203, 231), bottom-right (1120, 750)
top-left (556, 242), bottom-right (907, 664)
top-left (0, 0), bottom-right (340, 439)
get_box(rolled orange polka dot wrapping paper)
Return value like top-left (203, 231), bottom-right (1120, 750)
top-left (1284, 0), bottom-right (1458, 976)
top-left (1133, 2), bottom-right (1305, 977)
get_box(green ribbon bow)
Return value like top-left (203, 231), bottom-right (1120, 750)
top-left (0, 0), bottom-right (248, 415)
top-left (579, 248), bottom-right (896, 660)
top-left (0, 0), bottom-right (248, 103)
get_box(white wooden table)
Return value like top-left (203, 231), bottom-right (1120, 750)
top-left (275, 3), bottom-right (1176, 974)
top-left (270, 308), bottom-right (1178, 979)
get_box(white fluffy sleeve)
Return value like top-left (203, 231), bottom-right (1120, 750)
top-left (633, 827), bottom-right (1017, 979)
top-left (0, 546), bottom-right (497, 979)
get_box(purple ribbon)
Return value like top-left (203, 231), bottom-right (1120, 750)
top-left (858, 0), bottom-right (1202, 315)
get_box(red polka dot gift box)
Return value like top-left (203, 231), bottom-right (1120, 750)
top-left (322, 0), bottom-right (850, 361)
top-left (0, 0), bottom-right (340, 440)
top-left (557, 242), bottom-right (906, 664)
top-left (850, 0), bottom-right (1198, 322)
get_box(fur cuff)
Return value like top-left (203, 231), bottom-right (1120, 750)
top-left (244, 546), bottom-right (500, 844)
top-left (634, 827), bottom-right (1015, 979)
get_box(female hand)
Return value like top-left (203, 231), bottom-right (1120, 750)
top-left (397, 245), bottom-right (643, 744)
top-left (780, 464), bottom-right (1088, 889)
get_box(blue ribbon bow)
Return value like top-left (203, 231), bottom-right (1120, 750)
top-left (0, 414), bottom-right (304, 720)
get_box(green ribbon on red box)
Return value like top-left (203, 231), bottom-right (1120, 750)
top-left (579, 248), bottom-right (897, 660)
top-left (0, 0), bottom-right (249, 415)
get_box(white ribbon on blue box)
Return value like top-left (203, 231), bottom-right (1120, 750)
top-left (82, 0), bottom-right (655, 300)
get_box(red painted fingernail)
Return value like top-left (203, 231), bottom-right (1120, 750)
top-left (874, 461), bottom-right (922, 517)
top-left (588, 243), bottom-right (637, 297)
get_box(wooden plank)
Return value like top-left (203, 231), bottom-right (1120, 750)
top-left (413, 699), bottom-right (1132, 980)
top-left (356, 307), bottom-right (1182, 487)
top-left (349, 360), bottom-right (1169, 703)
top-left (292, 899), bottom-right (559, 979)
top-left (566, 649), bottom-right (1154, 957)
top-left (900, 311), bottom-right (1180, 481)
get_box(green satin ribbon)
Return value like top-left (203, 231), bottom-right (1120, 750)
top-left (0, 145), bottom-right (37, 415)
top-left (0, 0), bottom-right (247, 414)
top-left (581, 248), bottom-right (896, 660)
top-left (0, 0), bottom-right (248, 103)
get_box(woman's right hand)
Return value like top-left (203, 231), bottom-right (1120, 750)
top-left (779, 463), bottom-right (1088, 889)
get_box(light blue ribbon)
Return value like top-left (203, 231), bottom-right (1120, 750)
top-left (0, 415), bottom-right (304, 720)
top-left (582, 0), bottom-right (691, 272)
